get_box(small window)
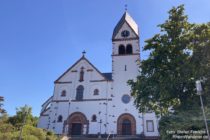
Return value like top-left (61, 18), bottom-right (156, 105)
top-left (126, 44), bottom-right (133, 54)
top-left (119, 45), bottom-right (125, 55)
top-left (61, 90), bottom-right (66, 97)
top-left (57, 115), bottom-right (63, 122)
top-left (93, 89), bottom-right (99, 95)
top-left (79, 67), bottom-right (84, 82)
top-left (146, 120), bottom-right (154, 132)
top-left (91, 115), bottom-right (97, 122)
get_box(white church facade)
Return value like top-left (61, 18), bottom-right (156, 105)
top-left (38, 11), bottom-right (159, 138)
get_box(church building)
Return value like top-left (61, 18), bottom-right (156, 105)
top-left (38, 11), bottom-right (159, 138)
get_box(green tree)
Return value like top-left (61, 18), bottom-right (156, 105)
top-left (128, 5), bottom-right (210, 115)
top-left (8, 105), bottom-right (38, 128)
top-left (191, 23), bottom-right (210, 102)
top-left (0, 96), bottom-right (6, 115)
top-left (0, 113), bottom-right (15, 133)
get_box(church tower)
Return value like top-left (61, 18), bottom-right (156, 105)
top-left (108, 11), bottom-right (142, 135)
top-left (112, 11), bottom-right (140, 95)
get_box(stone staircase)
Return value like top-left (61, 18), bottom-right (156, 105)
top-left (66, 136), bottom-right (159, 140)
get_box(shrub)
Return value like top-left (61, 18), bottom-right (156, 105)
top-left (0, 123), bottom-right (15, 133)
top-left (0, 132), bottom-right (13, 140)
top-left (22, 135), bottom-right (39, 140)
top-left (22, 125), bottom-right (46, 140)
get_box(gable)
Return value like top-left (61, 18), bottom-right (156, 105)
top-left (54, 56), bottom-right (110, 83)
top-left (113, 22), bottom-right (138, 40)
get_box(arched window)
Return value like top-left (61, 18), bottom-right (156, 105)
top-left (57, 115), bottom-right (63, 122)
top-left (93, 89), bottom-right (99, 95)
top-left (91, 114), bottom-right (97, 122)
top-left (126, 44), bottom-right (133, 54)
top-left (118, 45), bottom-right (125, 55)
top-left (76, 85), bottom-right (84, 101)
top-left (79, 67), bottom-right (84, 82)
top-left (61, 90), bottom-right (66, 97)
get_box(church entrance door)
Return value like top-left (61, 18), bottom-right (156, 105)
top-left (65, 112), bottom-right (88, 136)
top-left (71, 123), bottom-right (82, 135)
top-left (122, 119), bottom-right (131, 135)
top-left (117, 113), bottom-right (136, 135)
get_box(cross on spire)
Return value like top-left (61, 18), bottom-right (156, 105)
top-left (125, 4), bottom-right (128, 11)
top-left (82, 50), bottom-right (86, 57)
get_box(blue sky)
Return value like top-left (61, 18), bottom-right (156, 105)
top-left (0, 0), bottom-right (210, 116)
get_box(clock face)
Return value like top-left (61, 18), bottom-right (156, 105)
top-left (121, 30), bottom-right (130, 38)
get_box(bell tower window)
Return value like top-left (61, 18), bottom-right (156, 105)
top-left (119, 45), bottom-right (125, 55)
top-left (79, 67), bottom-right (84, 82)
top-left (126, 44), bottom-right (133, 54)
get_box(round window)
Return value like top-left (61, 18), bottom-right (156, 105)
top-left (121, 94), bottom-right (131, 104)
top-left (121, 30), bottom-right (130, 37)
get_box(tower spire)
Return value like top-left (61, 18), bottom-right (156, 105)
top-left (112, 8), bottom-right (139, 40)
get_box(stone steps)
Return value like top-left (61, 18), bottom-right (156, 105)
top-left (68, 136), bottom-right (159, 140)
